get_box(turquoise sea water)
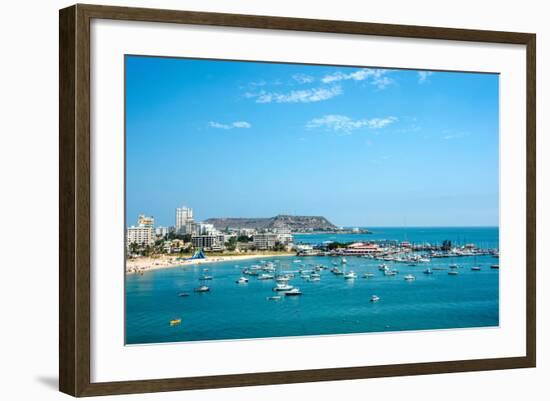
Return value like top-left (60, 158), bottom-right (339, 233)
top-left (125, 227), bottom-right (499, 345)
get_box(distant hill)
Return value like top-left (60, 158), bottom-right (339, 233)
top-left (204, 215), bottom-right (337, 232)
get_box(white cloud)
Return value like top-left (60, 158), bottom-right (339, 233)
top-left (306, 114), bottom-right (397, 133)
top-left (292, 73), bottom-right (315, 84)
top-left (209, 121), bottom-right (252, 129)
top-left (418, 71), bottom-right (433, 84)
top-left (321, 68), bottom-right (394, 89)
top-left (250, 85), bottom-right (342, 104)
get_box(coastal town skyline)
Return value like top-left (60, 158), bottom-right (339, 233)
top-left (126, 56), bottom-right (499, 227)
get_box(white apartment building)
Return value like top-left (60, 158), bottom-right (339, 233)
top-left (127, 226), bottom-right (155, 248)
top-left (175, 206), bottom-right (194, 234)
top-left (197, 222), bottom-right (217, 235)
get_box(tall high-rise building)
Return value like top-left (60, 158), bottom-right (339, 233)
top-left (175, 206), bottom-right (194, 234)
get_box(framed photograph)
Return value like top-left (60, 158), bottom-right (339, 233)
top-left (59, 4), bottom-right (536, 397)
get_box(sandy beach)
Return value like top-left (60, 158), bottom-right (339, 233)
top-left (125, 252), bottom-right (295, 274)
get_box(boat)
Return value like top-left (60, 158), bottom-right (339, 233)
top-left (448, 271), bottom-right (459, 275)
top-left (309, 276), bottom-right (321, 282)
top-left (370, 295), bottom-right (380, 302)
top-left (471, 266), bottom-right (482, 271)
top-left (419, 258), bottom-right (431, 263)
top-left (284, 288), bottom-right (303, 296)
top-left (344, 271), bottom-right (357, 280)
top-left (266, 295), bottom-right (282, 301)
top-left (194, 285), bottom-right (210, 292)
top-left (331, 267), bottom-right (344, 275)
top-left (449, 264), bottom-right (459, 269)
top-left (378, 263), bottom-right (388, 270)
top-left (177, 292), bottom-right (190, 297)
top-left (257, 273), bottom-right (274, 280)
top-left (491, 264), bottom-right (500, 269)
top-left (169, 319), bottom-right (182, 326)
top-left (275, 274), bottom-right (291, 282)
top-left (423, 268), bottom-right (433, 274)
top-left (341, 258), bottom-right (347, 264)
top-left (310, 272), bottom-right (321, 279)
top-left (273, 283), bottom-right (293, 291)
top-left (404, 274), bottom-right (416, 281)
top-left (384, 270), bottom-right (397, 276)
top-left (199, 275), bottom-right (213, 280)
top-left (363, 273), bottom-right (375, 278)
top-left (236, 277), bottom-right (249, 284)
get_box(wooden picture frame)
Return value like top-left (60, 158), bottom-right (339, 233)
top-left (59, 3), bottom-right (536, 397)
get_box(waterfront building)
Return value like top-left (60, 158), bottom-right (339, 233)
top-left (253, 233), bottom-right (279, 250)
top-left (127, 225), bottom-right (155, 248)
top-left (191, 234), bottom-right (225, 251)
top-left (343, 242), bottom-right (380, 255)
top-left (175, 206), bottom-right (194, 234)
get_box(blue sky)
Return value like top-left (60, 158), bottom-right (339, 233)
top-left (126, 56), bottom-right (499, 227)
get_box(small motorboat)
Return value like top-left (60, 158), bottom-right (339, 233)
top-left (448, 270), bottom-right (459, 276)
top-left (471, 266), bottom-right (482, 271)
top-left (384, 270), bottom-right (397, 276)
top-left (363, 273), bottom-right (375, 278)
top-left (341, 258), bottom-right (348, 264)
top-left (370, 295), bottom-right (380, 302)
top-left (169, 318), bottom-right (182, 326)
top-left (491, 264), bottom-right (500, 269)
top-left (344, 271), bottom-right (357, 280)
top-left (449, 264), bottom-right (459, 269)
top-left (194, 285), bottom-right (210, 292)
top-left (423, 268), bottom-right (433, 274)
top-left (199, 275), bottom-right (213, 280)
top-left (273, 283), bottom-right (293, 291)
top-left (404, 274), bottom-right (416, 281)
top-left (284, 288), bottom-right (303, 296)
top-left (236, 277), bottom-right (249, 284)
top-left (177, 292), bottom-right (190, 297)
top-left (331, 268), bottom-right (344, 275)
top-left (257, 273), bottom-right (274, 280)
top-left (267, 295), bottom-right (282, 301)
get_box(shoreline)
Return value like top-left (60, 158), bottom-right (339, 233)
top-left (126, 252), bottom-right (295, 274)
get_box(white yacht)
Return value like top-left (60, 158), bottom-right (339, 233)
top-left (236, 277), bottom-right (249, 284)
top-left (404, 274), bottom-right (416, 281)
top-left (273, 283), bottom-right (293, 291)
top-left (370, 295), bottom-right (380, 302)
top-left (343, 271), bottom-right (357, 280)
top-left (284, 288), bottom-right (302, 296)
top-left (448, 270), bottom-right (459, 275)
top-left (194, 285), bottom-right (210, 292)
top-left (471, 266), bottom-right (481, 271)
top-left (257, 273), bottom-right (274, 280)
